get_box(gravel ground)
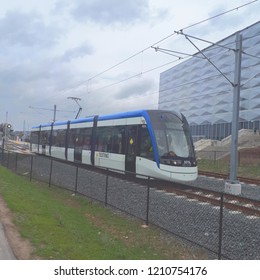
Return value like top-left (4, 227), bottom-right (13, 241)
top-left (1, 151), bottom-right (260, 260)
top-left (183, 175), bottom-right (260, 201)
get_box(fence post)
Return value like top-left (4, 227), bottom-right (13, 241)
top-left (74, 166), bottom-right (79, 194)
top-left (49, 158), bottom-right (53, 187)
top-left (145, 177), bottom-right (151, 226)
top-left (1, 147), bottom-right (3, 165)
top-left (30, 155), bottom-right (33, 181)
top-left (105, 170), bottom-right (109, 206)
top-left (218, 193), bottom-right (224, 260)
top-left (7, 151), bottom-right (10, 169)
top-left (15, 153), bottom-right (18, 172)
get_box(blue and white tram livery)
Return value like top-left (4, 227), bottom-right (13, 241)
top-left (30, 110), bottom-right (198, 182)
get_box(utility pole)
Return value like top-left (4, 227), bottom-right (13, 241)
top-left (53, 105), bottom-right (57, 122)
top-left (2, 112), bottom-right (8, 149)
top-left (4, 111), bottom-right (8, 139)
top-left (29, 105), bottom-right (74, 122)
top-left (225, 33), bottom-right (243, 195)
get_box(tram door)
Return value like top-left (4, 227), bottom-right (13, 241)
top-left (74, 129), bottom-right (83, 162)
top-left (125, 126), bottom-right (138, 174)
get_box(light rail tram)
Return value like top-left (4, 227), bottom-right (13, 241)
top-left (30, 110), bottom-right (197, 182)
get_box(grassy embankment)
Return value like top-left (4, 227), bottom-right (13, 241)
top-left (198, 159), bottom-right (260, 178)
top-left (0, 166), bottom-right (206, 259)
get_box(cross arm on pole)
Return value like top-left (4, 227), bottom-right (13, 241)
top-left (182, 34), bottom-right (234, 86)
top-left (175, 31), bottom-right (235, 51)
top-left (151, 46), bottom-right (205, 59)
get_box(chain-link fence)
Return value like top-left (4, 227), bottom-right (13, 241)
top-left (197, 149), bottom-right (260, 177)
top-left (1, 147), bottom-right (260, 259)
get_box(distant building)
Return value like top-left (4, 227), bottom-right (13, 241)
top-left (159, 21), bottom-right (260, 140)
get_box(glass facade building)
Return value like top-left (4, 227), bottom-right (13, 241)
top-left (159, 21), bottom-right (260, 140)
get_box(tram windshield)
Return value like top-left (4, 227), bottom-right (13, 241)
top-left (149, 111), bottom-right (195, 159)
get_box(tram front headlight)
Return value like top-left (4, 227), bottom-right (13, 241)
top-left (172, 160), bottom-right (182, 166)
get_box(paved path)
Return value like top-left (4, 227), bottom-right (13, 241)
top-left (0, 222), bottom-right (16, 260)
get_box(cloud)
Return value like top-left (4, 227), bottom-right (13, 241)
top-left (60, 43), bottom-right (94, 62)
top-left (115, 77), bottom-right (156, 99)
top-left (0, 9), bottom-right (90, 109)
top-left (0, 11), bottom-right (61, 48)
top-left (71, 0), bottom-right (149, 25)
top-left (207, 6), bottom-right (243, 32)
top-left (191, 4), bottom-right (255, 40)
top-left (1, 0), bottom-right (259, 130)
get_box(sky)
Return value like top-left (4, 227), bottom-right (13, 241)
top-left (0, 0), bottom-right (259, 131)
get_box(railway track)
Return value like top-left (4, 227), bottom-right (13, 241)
top-left (4, 140), bottom-right (31, 154)
top-left (199, 170), bottom-right (260, 186)
top-left (160, 185), bottom-right (260, 217)
top-left (4, 149), bottom-right (260, 218)
top-left (37, 156), bottom-right (260, 218)
top-left (97, 169), bottom-right (260, 218)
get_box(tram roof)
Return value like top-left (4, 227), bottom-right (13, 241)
top-left (32, 109), bottom-right (152, 129)
top-left (31, 109), bottom-right (183, 129)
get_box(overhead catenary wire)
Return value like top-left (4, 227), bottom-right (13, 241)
top-left (57, 0), bottom-right (259, 95)
top-left (86, 57), bottom-right (185, 94)
top-left (180, 0), bottom-right (258, 31)
top-left (82, 34), bottom-right (259, 97)
top-left (75, 33), bottom-right (260, 96)
top-left (28, 105), bottom-right (75, 113)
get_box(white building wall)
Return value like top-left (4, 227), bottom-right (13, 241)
top-left (159, 21), bottom-right (260, 139)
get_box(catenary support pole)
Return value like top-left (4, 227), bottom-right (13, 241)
top-left (225, 33), bottom-right (242, 195)
top-left (53, 105), bottom-right (57, 122)
top-left (230, 33), bottom-right (242, 182)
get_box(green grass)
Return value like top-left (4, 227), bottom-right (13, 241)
top-left (198, 159), bottom-right (230, 174)
top-left (0, 166), bottom-right (206, 260)
top-left (198, 159), bottom-right (260, 178)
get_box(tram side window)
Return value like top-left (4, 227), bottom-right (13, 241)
top-left (40, 130), bottom-right (50, 146)
top-left (31, 131), bottom-right (39, 144)
top-left (59, 129), bottom-right (66, 147)
top-left (111, 126), bottom-right (126, 154)
top-left (118, 126), bottom-right (126, 154)
top-left (82, 128), bottom-right (92, 150)
top-left (52, 129), bottom-right (66, 147)
top-left (69, 128), bottom-right (82, 149)
top-left (68, 128), bottom-right (75, 149)
top-left (68, 128), bottom-right (92, 149)
top-left (96, 127), bottom-right (112, 152)
top-left (46, 131), bottom-right (51, 146)
top-left (140, 126), bottom-right (154, 160)
top-left (51, 130), bottom-right (57, 146)
top-left (96, 126), bottom-right (125, 154)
